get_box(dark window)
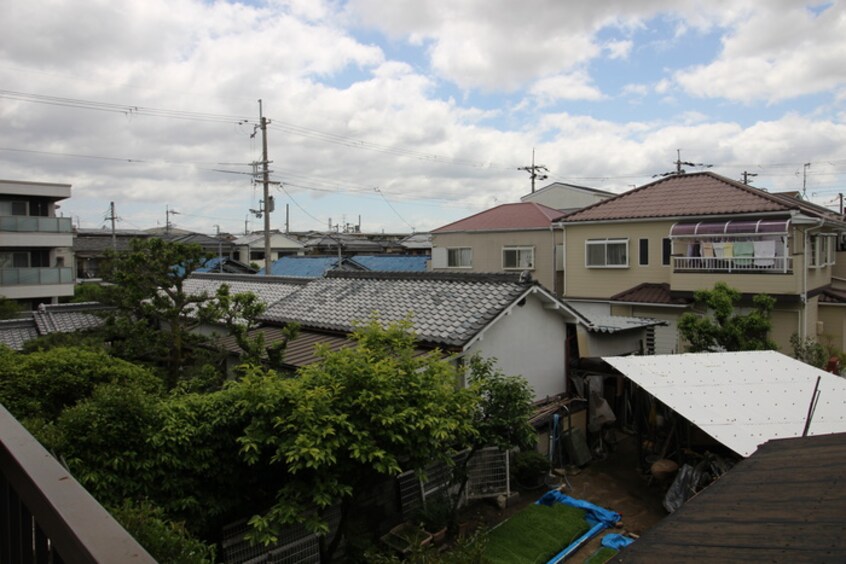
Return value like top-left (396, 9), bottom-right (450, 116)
top-left (662, 238), bottom-right (672, 266)
top-left (639, 238), bottom-right (649, 266)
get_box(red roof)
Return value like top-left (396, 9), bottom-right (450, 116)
top-left (610, 283), bottom-right (691, 305)
top-left (432, 202), bottom-right (566, 233)
top-left (560, 172), bottom-right (836, 223)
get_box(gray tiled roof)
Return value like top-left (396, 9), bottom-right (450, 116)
top-left (0, 319), bottom-right (39, 351)
top-left (0, 302), bottom-right (111, 351)
top-left (32, 302), bottom-right (109, 334)
top-left (184, 273), bottom-right (309, 308)
top-left (260, 271), bottom-right (534, 347)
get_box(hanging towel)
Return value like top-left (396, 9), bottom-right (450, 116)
top-left (754, 240), bottom-right (776, 267)
top-left (723, 242), bottom-right (734, 258)
top-left (734, 241), bottom-right (754, 266)
top-left (701, 242), bottom-right (714, 258)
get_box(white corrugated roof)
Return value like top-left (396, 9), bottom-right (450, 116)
top-left (604, 351), bottom-right (846, 457)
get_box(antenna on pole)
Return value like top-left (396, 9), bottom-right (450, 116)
top-left (654, 149), bottom-right (713, 177)
top-left (165, 205), bottom-right (180, 235)
top-left (106, 201), bottom-right (118, 250)
top-left (741, 171), bottom-right (758, 185)
top-left (518, 148), bottom-right (548, 193)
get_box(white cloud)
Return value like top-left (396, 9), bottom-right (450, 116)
top-left (529, 72), bottom-right (604, 104)
top-left (675, 3), bottom-right (846, 103)
top-left (605, 40), bottom-right (633, 60)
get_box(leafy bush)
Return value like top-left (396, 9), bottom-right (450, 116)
top-left (511, 450), bottom-right (549, 486)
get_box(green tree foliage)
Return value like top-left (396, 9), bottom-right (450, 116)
top-left (101, 237), bottom-right (215, 388)
top-left (237, 319), bottom-right (479, 561)
top-left (202, 284), bottom-right (299, 370)
top-left (0, 347), bottom-right (162, 422)
top-left (0, 296), bottom-right (21, 319)
top-left (678, 282), bottom-right (777, 352)
top-left (109, 499), bottom-right (217, 564)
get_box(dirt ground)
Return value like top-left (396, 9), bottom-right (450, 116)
top-left (458, 430), bottom-right (668, 562)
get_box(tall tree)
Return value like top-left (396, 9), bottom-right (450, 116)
top-left (102, 238), bottom-right (216, 387)
top-left (238, 319), bottom-right (479, 561)
top-left (678, 282), bottom-right (777, 352)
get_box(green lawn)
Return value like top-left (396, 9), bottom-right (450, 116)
top-left (484, 503), bottom-right (589, 564)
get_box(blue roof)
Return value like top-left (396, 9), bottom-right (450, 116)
top-left (260, 256), bottom-right (340, 278)
top-left (350, 255), bottom-right (429, 272)
top-left (194, 256), bottom-right (224, 273)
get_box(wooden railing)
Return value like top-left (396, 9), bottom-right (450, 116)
top-left (0, 404), bottom-right (155, 563)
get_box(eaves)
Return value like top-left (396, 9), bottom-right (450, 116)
top-left (555, 210), bottom-right (796, 228)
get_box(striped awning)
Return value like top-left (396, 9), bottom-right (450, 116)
top-left (670, 218), bottom-right (789, 238)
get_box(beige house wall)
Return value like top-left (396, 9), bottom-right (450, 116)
top-left (432, 229), bottom-right (560, 292)
top-left (563, 220), bottom-right (674, 299)
top-left (819, 305), bottom-right (846, 352)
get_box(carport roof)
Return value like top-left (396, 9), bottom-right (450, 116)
top-left (603, 350), bottom-right (846, 457)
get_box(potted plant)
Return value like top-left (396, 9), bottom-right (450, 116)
top-left (511, 449), bottom-right (550, 490)
top-left (416, 495), bottom-right (451, 545)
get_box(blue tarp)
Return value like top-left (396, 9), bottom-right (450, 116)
top-left (535, 490), bottom-right (621, 564)
top-left (601, 533), bottom-right (634, 550)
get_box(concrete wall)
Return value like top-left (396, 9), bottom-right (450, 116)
top-left (432, 229), bottom-right (560, 293)
top-left (465, 294), bottom-right (567, 402)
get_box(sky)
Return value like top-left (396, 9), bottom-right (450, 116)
top-left (1, 0), bottom-right (845, 236)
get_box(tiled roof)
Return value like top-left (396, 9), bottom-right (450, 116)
top-left (0, 302), bottom-right (111, 350)
top-left (432, 202), bottom-right (567, 233)
top-left (184, 273), bottom-right (308, 307)
top-left (609, 283), bottom-right (692, 305)
top-left (400, 233), bottom-right (432, 249)
top-left (260, 271), bottom-right (535, 347)
top-left (819, 288), bottom-right (846, 304)
top-left (560, 171), bottom-right (832, 223)
top-left (349, 255), bottom-right (429, 272)
top-left (0, 319), bottom-right (39, 351)
top-left (32, 302), bottom-right (110, 335)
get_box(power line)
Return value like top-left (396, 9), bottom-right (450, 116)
top-left (374, 187), bottom-right (414, 231)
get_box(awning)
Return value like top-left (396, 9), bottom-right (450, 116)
top-left (604, 351), bottom-right (846, 457)
top-left (670, 218), bottom-right (789, 238)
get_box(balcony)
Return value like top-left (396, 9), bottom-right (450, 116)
top-left (673, 256), bottom-right (792, 274)
top-left (0, 216), bottom-right (73, 233)
top-left (1, 403), bottom-right (155, 563)
top-left (1, 267), bottom-right (74, 286)
top-left (671, 256), bottom-right (799, 295)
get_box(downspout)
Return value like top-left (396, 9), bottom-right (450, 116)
top-left (803, 219), bottom-right (825, 340)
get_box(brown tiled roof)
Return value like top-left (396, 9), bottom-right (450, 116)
top-left (560, 172), bottom-right (824, 222)
top-left (432, 202), bottom-right (566, 232)
top-left (609, 283), bottom-right (691, 305)
top-left (819, 288), bottom-right (846, 304)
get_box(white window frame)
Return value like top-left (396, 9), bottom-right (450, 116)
top-left (447, 247), bottom-right (473, 269)
top-left (502, 246), bottom-right (535, 270)
top-left (585, 238), bottom-right (629, 268)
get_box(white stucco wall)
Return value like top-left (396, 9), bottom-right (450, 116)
top-left (465, 294), bottom-right (567, 402)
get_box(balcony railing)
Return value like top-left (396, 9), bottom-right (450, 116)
top-left (0, 215), bottom-right (73, 233)
top-left (0, 403), bottom-right (155, 563)
top-left (673, 256), bottom-right (792, 274)
top-left (0, 267), bottom-right (74, 286)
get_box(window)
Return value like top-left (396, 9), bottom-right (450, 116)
top-left (447, 247), bottom-right (472, 268)
top-left (638, 239), bottom-right (649, 266)
top-left (585, 239), bottom-right (628, 268)
top-left (503, 247), bottom-right (534, 270)
top-left (0, 200), bottom-right (28, 216)
top-left (662, 238), bottom-right (672, 266)
top-left (811, 235), bottom-right (836, 268)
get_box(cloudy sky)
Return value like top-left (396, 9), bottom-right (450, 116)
top-left (1, 0), bottom-right (845, 235)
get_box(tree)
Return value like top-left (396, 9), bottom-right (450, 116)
top-left (678, 282), bottom-right (777, 352)
top-left (237, 319), bottom-right (479, 562)
top-left (101, 237), bottom-right (215, 387)
top-left (0, 296), bottom-right (21, 319)
top-left (448, 355), bottom-right (536, 519)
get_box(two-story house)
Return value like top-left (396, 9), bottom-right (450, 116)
top-left (0, 180), bottom-right (75, 308)
top-left (430, 202), bottom-right (567, 293)
top-left (557, 172), bottom-right (846, 353)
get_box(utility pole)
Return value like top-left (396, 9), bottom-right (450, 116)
top-left (165, 205), bottom-right (180, 235)
top-left (259, 100), bottom-right (272, 275)
top-left (107, 201), bottom-right (117, 250)
top-left (518, 148), bottom-right (548, 193)
top-left (802, 162), bottom-right (811, 199)
top-left (214, 224), bottom-right (223, 272)
top-left (741, 171), bottom-right (758, 185)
